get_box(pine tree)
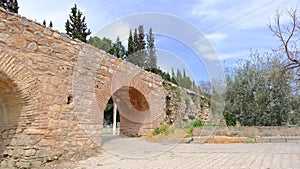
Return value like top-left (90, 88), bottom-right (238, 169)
top-left (65, 4), bottom-right (91, 42)
top-left (0, 0), bottom-right (19, 13)
top-left (42, 20), bottom-right (46, 26)
top-left (145, 28), bottom-right (157, 69)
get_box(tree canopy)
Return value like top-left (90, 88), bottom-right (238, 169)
top-left (223, 51), bottom-right (298, 126)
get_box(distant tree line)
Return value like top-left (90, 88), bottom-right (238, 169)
top-left (88, 25), bottom-right (157, 70)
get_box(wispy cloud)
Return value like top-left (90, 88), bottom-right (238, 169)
top-left (190, 0), bottom-right (218, 18)
top-left (205, 33), bottom-right (227, 43)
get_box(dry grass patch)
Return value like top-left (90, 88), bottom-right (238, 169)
top-left (206, 136), bottom-right (245, 143)
top-left (145, 128), bottom-right (188, 142)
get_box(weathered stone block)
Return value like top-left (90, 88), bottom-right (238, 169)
top-left (24, 149), bottom-right (36, 156)
top-left (43, 27), bottom-right (52, 36)
top-left (49, 105), bottom-right (62, 112)
top-left (38, 46), bottom-right (51, 55)
top-left (0, 22), bottom-right (6, 30)
top-left (0, 33), bottom-right (9, 43)
top-left (24, 129), bottom-right (45, 135)
top-left (15, 38), bottom-right (27, 48)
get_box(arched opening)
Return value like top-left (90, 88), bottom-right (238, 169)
top-left (102, 97), bottom-right (120, 135)
top-left (101, 86), bottom-right (150, 146)
top-left (0, 72), bottom-right (23, 156)
top-left (112, 86), bottom-right (150, 136)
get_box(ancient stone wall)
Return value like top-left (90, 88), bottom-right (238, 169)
top-left (0, 8), bottom-right (166, 168)
top-left (163, 82), bottom-right (210, 127)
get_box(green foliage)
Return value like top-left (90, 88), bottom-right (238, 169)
top-left (65, 4), bottom-right (91, 42)
top-left (147, 68), bottom-right (177, 84)
top-left (88, 36), bottom-right (112, 52)
top-left (145, 28), bottom-right (157, 69)
top-left (163, 81), bottom-right (181, 100)
top-left (190, 120), bottom-right (204, 128)
top-left (224, 51), bottom-right (296, 126)
top-left (126, 25), bottom-right (158, 69)
top-left (127, 26), bottom-right (146, 68)
top-left (110, 36), bottom-right (126, 59)
top-left (230, 132), bottom-right (238, 137)
top-left (184, 96), bottom-right (190, 105)
top-left (152, 124), bottom-right (171, 136)
top-left (200, 97), bottom-right (210, 108)
top-left (172, 68), bottom-right (193, 90)
top-left (0, 0), bottom-right (18, 13)
top-left (185, 120), bottom-right (204, 137)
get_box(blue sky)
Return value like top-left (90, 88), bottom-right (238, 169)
top-left (19, 0), bottom-right (299, 82)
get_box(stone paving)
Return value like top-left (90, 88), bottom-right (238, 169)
top-left (74, 135), bottom-right (300, 169)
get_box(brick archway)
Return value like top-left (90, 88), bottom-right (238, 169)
top-left (0, 49), bottom-right (40, 157)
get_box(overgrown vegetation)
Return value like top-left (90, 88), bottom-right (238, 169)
top-left (152, 124), bottom-right (173, 136)
top-left (186, 120), bottom-right (204, 137)
top-left (223, 51), bottom-right (300, 126)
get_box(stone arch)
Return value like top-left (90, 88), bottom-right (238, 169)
top-left (0, 49), bottom-right (40, 156)
top-left (95, 69), bottom-right (164, 137)
top-left (111, 86), bottom-right (150, 136)
top-left (0, 72), bottom-right (23, 155)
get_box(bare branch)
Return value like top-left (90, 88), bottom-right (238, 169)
top-left (269, 8), bottom-right (300, 80)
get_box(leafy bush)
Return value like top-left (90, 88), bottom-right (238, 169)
top-left (185, 120), bottom-right (204, 137)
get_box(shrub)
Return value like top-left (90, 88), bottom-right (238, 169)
top-left (152, 124), bottom-right (170, 136)
top-left (191, 120), bottom-right (204, 128)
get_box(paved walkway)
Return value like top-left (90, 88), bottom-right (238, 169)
top-left (75, 135), bottom-right (300, 169)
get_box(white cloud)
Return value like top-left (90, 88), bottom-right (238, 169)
top-left (218, 50), bottom-right (251, 60)
top-left (94, 20), bottom-right (131, 41)
top-left (205, 33), bottom-right (227, 42)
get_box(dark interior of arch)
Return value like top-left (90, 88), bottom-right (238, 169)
top-left (103, 97), bottom-right (120, 127)
top-left (0, 72), bottom-right (23, 157)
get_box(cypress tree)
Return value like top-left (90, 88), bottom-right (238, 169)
top-left (127, 29), bottom-right (135, 55)
top-left (49, 21), bottom-right (53, 28)
top-left (145, 28), bottom-right (157, 69)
